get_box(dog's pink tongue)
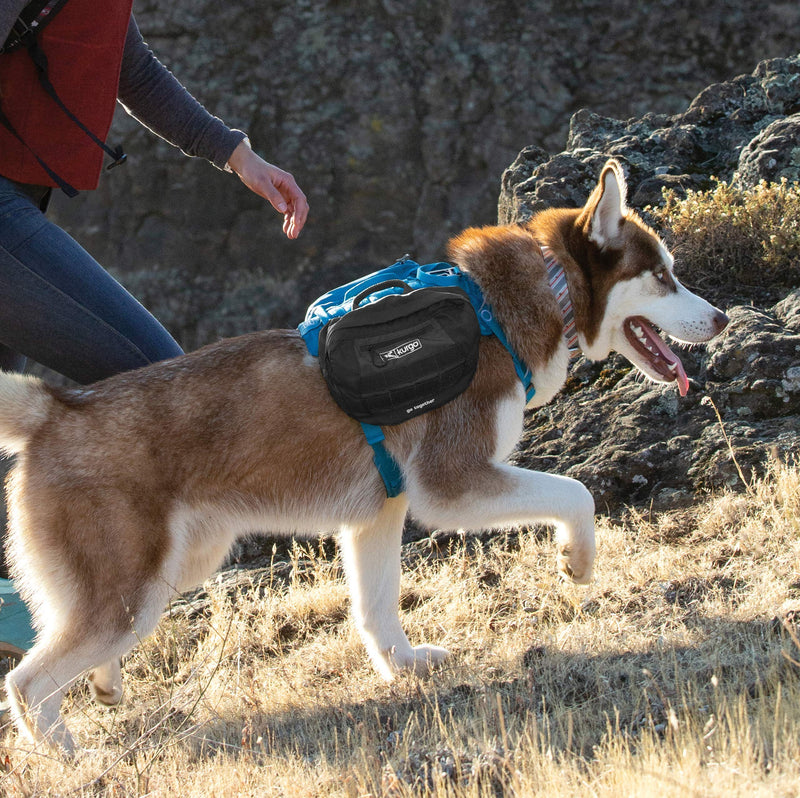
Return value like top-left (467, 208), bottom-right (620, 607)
top-left (673, 360), bottom-right (690, 397)
top-left (627, 316), bottom-right (690, 396)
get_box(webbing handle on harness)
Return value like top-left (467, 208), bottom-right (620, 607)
top-left (352, 279), bottom-right (411, 309)
top-left (360, 422), bottom-right (404, 498)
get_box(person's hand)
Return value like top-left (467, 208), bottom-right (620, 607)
top-left (226, 140), bottom-right (308, 239)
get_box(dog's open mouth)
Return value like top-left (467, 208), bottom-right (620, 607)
top-left (624, 316), bottom-right (689, 396)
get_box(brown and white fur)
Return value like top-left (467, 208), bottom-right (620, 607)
top-left (0, 160), bottom-right (727, 754)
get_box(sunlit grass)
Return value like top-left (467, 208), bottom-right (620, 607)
top-left (2, 459), bottom-right (799, 796)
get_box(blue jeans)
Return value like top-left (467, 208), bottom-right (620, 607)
top-left (0, 175), bottom-right (183, 384)
top-left (0, 175), bottom-right (184, 622)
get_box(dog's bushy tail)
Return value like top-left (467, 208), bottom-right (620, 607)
top-left (0, 372), bottom-right (51, 456)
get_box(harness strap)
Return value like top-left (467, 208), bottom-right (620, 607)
top-left (1, 0), bottom-right (68, 54)
top-left (0, 105), bottom-right (78, 196)
top-left (24, 36), bottom-right (127, 170)
top-left (360, 422), bottom-right (404, 498)
top-left (474, 302), bottom-right (536, 401)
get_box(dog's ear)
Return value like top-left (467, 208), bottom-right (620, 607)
top-left (583, 160), bottom-right (628, 249)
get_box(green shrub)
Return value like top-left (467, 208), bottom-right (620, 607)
top-left (649, 177), bottom-right (800, 303)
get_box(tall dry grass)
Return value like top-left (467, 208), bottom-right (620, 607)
top-left (2, 459), bottom-right (800, 797)
top-left (649, 177), bottom-right (800, 303)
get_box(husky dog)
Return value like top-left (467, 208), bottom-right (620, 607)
top-left (0, 160), bottom-right (727, 753)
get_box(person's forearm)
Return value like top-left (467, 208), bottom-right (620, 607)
top-left (117, 16), bottom-right (245, 169)
top-left (0, 0), bottom-right (34, 49)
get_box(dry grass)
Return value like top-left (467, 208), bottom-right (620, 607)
top-left (2, 462), bottom-right (800, 797)
top-left (648, 178), bottom-right (800, 303)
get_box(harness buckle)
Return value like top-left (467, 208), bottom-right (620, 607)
top-left (106, 151), bottom-right (128, 170)
top-left (1, 18), bottom-right (34, 53)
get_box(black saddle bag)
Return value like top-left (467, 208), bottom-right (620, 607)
top-left (318, 280), bottom-right (481, 426)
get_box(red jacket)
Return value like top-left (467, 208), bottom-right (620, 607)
top-left (0, 0), bottom-right (133, 189)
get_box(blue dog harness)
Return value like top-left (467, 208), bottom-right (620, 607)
top-left (299, 257), bottom-right (535, 497)
top-left (299, 253), bottom-right (577, 497)
top-left (300, 257), bottom-right (536, 393)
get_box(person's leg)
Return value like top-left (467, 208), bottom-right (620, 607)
top-left (0, 177), bottom-right (183, 384)
top-left (0, 177), bottom-right (184, 668)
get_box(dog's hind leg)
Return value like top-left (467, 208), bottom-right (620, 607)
top-left (87, 577), bottom-right (176, 709)
top-left (6, 591), bottom-right (164, 754)
top-left (339, 496), bottom-right (449, 680)
top-left (5, 633), bottom-right (119, 755)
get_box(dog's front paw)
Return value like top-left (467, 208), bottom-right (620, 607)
top-left (558, 542), bottom-right (594, 585)
top-left (389, 644), bottom-right (450, 676)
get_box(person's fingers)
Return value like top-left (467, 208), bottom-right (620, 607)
top-left (228, 143), bottom-right (308, 238)
top-left (259, 176), bottom-right (290, 214)
top-left (276, 180), bottom-right (308, 239)
top-left (286, 191), bottom-right (308, 238)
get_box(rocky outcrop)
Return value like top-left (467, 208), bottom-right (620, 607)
top-left (737, 115), bottom-right (800, 187)
top-left (514, 293), bottom-right (800, 512)
top-left (499, 57), bottom-right (800, 224)
top-left (46, 1), bottom-right (799, 351)
top-left (503, 55), bottom-right (800, 512)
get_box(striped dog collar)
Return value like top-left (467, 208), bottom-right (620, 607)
top-left (541, 244), bottom-right (580, 359)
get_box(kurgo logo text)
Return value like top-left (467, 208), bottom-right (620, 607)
top-left (379, 339), bottom-right (422, 361)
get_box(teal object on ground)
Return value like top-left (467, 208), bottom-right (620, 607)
top-left (0, 579), bottom-right (34, 653)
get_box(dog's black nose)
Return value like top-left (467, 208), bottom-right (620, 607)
top-left (712, 310), bottom-right (729, 335)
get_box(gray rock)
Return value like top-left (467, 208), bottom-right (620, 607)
top-left (500, 56), bottom-right (800, 225)
top-left (499, 54), bottom-right (800, 513)
top-left (736, 114), bottom-right (800, 185)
